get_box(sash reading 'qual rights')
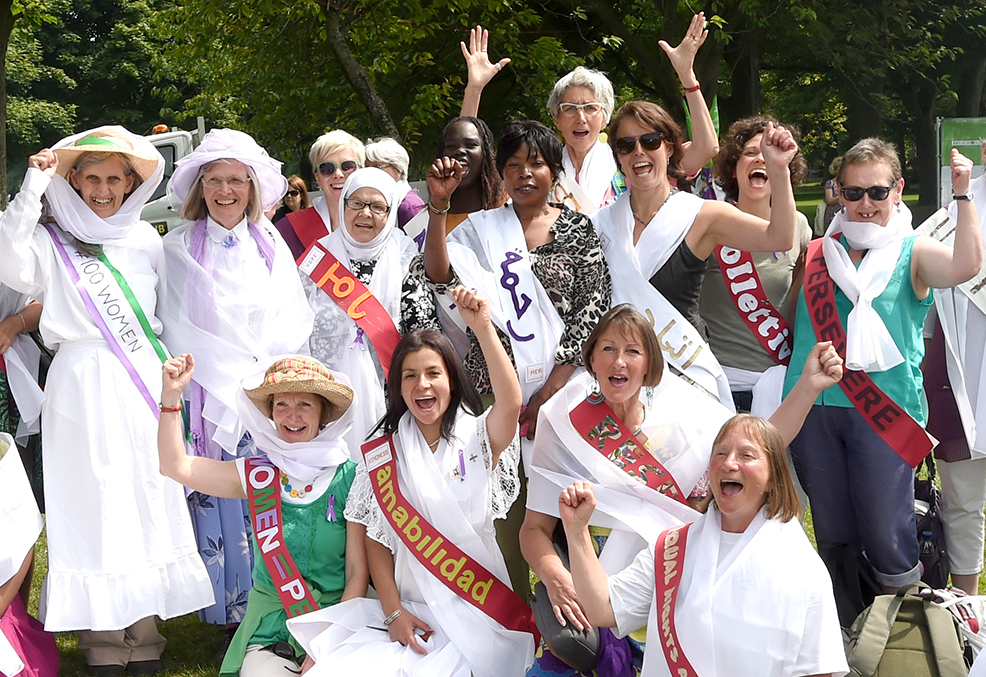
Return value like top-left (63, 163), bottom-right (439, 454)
top-left (244, 457), bottom-right (320, 617)
top-left (654, 524), bottom-right (699, 677)
top-left (569, 398), bottom-right (687, 505)
top-left (298, 242), bottom-right (401, 379)
top-left (714, 246), bottom-right (792, 365)
top-left (361, 435), bottom-right (540, 642)
top-left (804, 239), bottom-right (933, 466)
top-left (45, 224), bottom-right (169, 417)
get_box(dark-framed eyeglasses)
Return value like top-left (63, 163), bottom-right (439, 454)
top-left (841, 185), bottom-right (893, 202)
top-left (615, 132), bottom-right (665, 155)
top-left (344, 197), bottom-right (389, 215)
top-left (317, 160), bottom-right (358, 177)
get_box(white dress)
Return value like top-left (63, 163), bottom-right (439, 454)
top-left (0, 168), bottom-right (213, 631)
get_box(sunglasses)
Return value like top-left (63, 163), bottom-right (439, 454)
top-left (615, 132), bottom-right (665, 155)
top-left (841, 185), bottom-right (893, 202)
top-left (317, 160), bottom-right (358, 177)
top-left (344, 197), bottom-right (389, 215)
top-left (285, 189), bottom-right (301, 197)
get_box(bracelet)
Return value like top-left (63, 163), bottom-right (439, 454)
top-left (159, 402), bottom-right (182, 413)
top-left (953, 193), bottom-right (973, 201)
top-left (683, 83), bottom-right (701, 94)
top-left (428, 200), bottom-right (451, 215)
top-left (15, 312), bottom-right (26, 332)
top-left (383, 609), bottom-right (402, 626)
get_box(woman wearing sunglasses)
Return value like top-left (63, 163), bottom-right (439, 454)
top-left (592, 102), bottom-right (799, 408)
top-left (274, 130), bottom-right (364, 259)
top-left (783, 138), bottom-right (982, 624)
top-left (303, 167), bottom-right (439, 455)
top-left (272, 174), bottom-right (311, 224)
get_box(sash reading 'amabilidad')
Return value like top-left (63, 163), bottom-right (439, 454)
top-left (244, 457), bottom-right (320, 617)
top-left (361, 435), bottom-right (540, 642)
top-left (298, 242), bottom-right (401, 379)
top-left (654, 524), bottom-right (700, 677)
top-left (45, 224), bottom-right (169, 417)
top-left (714, 246), bottom-right (792, 365)
top-left (569, 398), bottom-right (687, 505)
top-left (803, 239), bottom-right (933, 466)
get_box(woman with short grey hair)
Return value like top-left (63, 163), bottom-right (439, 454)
top-left (365, 137), bottom-right (426, 230)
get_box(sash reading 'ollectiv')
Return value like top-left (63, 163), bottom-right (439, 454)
top-left (654, 524), bottom-right (699, 677)
top-left (361, 435), bottom-right (541, 642)
top-left (298, 242), bottom-right (401, 379)
top-left (803, 238), bottom-right (933, 467)
top-left (45, 224), bottom-right (169, 418)
top-left (714, 246), bottom-right (792, 365)
top-left (569, 398), bottom-right (687, 505)
top-left (244, 457), bottom-right (320, 617)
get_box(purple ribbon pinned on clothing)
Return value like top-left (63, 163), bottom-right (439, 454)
top-left (326, 494), bottom-right (337, 522)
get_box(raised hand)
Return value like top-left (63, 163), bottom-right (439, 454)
top-left (802, 341), bottom-right (843, 394)
top-left (658, 12), bottom-right (708, 83)
top-left (760, 121), bottom-right (798, 173)
top-left (450, 286), bottom-right (491, 334)
top-left (460, 25), bottom-right (510, 91)
top-left (162, 353), bottom-right (195, 401)
top-left (28, 149), bottom-right (58, 178)
top-left (426, 157), bottom-right (464, 207)
top-left (558, 481), bottom-right (597, 533)
top-left (951, 148), bottom-right (974, 197)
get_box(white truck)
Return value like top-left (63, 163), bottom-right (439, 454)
top-left (140, 118), bottom-right (206, 235)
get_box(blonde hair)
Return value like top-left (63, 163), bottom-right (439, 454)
top-left (309, 130), bottom-right (365, 169)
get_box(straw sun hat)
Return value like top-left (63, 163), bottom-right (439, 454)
top-left (245, 357), bottom-right (354, 426)
top-left (53, 129), bottom-right (161, 183)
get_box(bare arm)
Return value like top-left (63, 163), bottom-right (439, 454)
top-left (768, 342), bottom-right (843, 445)
top-left (519, 508), bottom-right (592, 630)
top-left (660, 13), bottom-right (718, 176)
top-left (341, 522), bottom-right (369, 601)
top-left (0, 301), bottom-right (41, 355)
top-left (912, 149), bottom-right (983, 295)
top-left (422, 158), bottom-right (463, 284)
top-left (518, 363), bottom-right (577, 441)
top-left (158, 353), bottom-right (245, 499)
top-left (452, 286), bottom-right (521, 465)
top-left (366, 536), bottom-right (432, 655)
top-left (558, 482), bottom-right (617, 627)
top-left (0, 550), bottom-right (32, 617)
top-left (459, 26), bottom-right (510, 118)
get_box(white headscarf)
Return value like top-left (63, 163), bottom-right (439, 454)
top-left (335, 167), bottom-right (399, 262)
top-left (45, 125), bottom-right (165, 243)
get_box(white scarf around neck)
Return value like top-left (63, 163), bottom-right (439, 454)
top-left (562, 139), bottom-right (617, 210)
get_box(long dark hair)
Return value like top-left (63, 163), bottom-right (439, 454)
top-left (373, 329), bottom-right (483, 440)
top-left (435, 116), bottom-right (504, 210)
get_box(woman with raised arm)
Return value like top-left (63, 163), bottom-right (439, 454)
top-left (557, 414), bottom-right (848, 677)
top-left (288, 287), bottom-right (537, 677)
top-left (159, 354), bottom-right (368, 676)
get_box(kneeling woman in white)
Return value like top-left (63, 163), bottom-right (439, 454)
top-left (559, 415), bottom-right (848, 677)
top-left (288, 287), bottom-right (537, 677)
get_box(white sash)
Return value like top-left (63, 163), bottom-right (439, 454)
top-left (552, 171), bottom-right (598, 217)
top-left (560, 140), bottom-right (618, 212)
top-left (594, 192), bottom-right (733, 408)
top-left (401, 207), bottom-right (429, 254)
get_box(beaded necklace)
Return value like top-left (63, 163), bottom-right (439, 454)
top-left (279, 469), bottom-right (314, 498)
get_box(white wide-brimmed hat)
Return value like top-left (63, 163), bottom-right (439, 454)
top-left (53, 128), bottom-right (162, 183)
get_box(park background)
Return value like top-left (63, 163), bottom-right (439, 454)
top-left (6, 0), bottom-right (986, 674)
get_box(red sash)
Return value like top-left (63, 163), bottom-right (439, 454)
top-left (0, 354), bottom-right (5, 374)
top-left (654, 524), bottom-right (699, 677)
top-left (803, 239), bottom-right (933, 466)
top-left (244, 458), bottom-right (320, 617)
top-left (361, 435), bottom-right (540, 642)
top-left (569, 398), bottom-right (687, 505)
top-left (298, 242), bottom-right (401, 379)
top-left (714, 246), bottom-right (792, 365)
top-left (285, 207), bottom-right (329, 257)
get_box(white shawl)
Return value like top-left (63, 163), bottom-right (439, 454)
top-left (561, 139), bottom-right (618, 212)
top-left (0, 288), bottom-right (43, 444)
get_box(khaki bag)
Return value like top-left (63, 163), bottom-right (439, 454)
top-left (846, 585), bottom-right (969, 676)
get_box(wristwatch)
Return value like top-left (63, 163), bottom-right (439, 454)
top-left (953, 193), bottom-right (974, 201)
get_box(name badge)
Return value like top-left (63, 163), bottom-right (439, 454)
top-left (298, 246), bottom-right (325, 276)
top-left (365, 441), bottom-right (393, 471)
top-left (526, 362), bottom-right (545, 384)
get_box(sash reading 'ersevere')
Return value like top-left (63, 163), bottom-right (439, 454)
top-left (803, 238), bottom-right (933, 466)
top-left (569, 398), bottom-right (687, 505)
top-left (714, 246), bottom-right (792, 365)
top-left (244, 457), bottom-right (320, 617)
top-left (298, 242), bottom-right (401, 379)
top-left (361, 435), bottom-right (540, 642)
top-left (654, 524), bottom-right (700, 677)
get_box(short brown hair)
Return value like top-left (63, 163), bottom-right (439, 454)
top-left (837, 138), bottom-right (902, 186)
top-left (712, 414), bottom-right (801, 522)
top-left (179, 159), bottom-right (264, 224)
top-left (713, 116), bottom-right (807, 202)
top-left (608, 101), bottom-right (686, 182)
top-left (582, 304), bottom-right (664, 389)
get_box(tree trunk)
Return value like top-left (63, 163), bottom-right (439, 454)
top-left (900, 80), bottom-right (938, 206)
top-left (321, 7), bottom-right (401, 142)
top-left (844, 78), bottom-right (884, 144)
top-left (0, 0), bottom-right (15, 209)
top-left (956, 54), bottom-right (986, 117)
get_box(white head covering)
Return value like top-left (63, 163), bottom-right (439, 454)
top-left (168, 128), bottom-right (288, 211)
top-left (45, 125), bottom-right (165, 243)
top-left (336, 167), bottom-right (399, 261)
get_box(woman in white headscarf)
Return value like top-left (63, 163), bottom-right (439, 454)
top-left (0, 126), bottom-right (213, 675)
top-left (158, 128), bottom-right (315, 637)
top-left (301, 167), bottom-right (439, 454)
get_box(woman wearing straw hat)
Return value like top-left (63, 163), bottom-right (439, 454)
top-left (158, 129), bottom-right (315, 644)
top-left (0, 126), bottom-right (213, 676)
top-left (159, 353), bottom-right (368, 676)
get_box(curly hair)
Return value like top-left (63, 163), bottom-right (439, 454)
top-left (608, 101), bottom-right (686, 183)
top-left (713, 116), bottom-right (807, 202)
top-left (435, 117), bottom-right (504, 210)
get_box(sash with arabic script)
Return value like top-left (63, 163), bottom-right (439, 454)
top-left (297, 241), bottom-right (401, 380)
top-left (44, 224), bottom-right (169, 417)
top-left (361, 435), bottom-right (540, 642)
top-left (569, 398), bottom-right (687, 505)
top-left (244, 457), bottom-right (320, 617)
top-left (804, 239), bottom-right (933, 466)
top-left (654, 524), bottom-right (700, 677)
top-left (713, 246), bottom-right (792, 365)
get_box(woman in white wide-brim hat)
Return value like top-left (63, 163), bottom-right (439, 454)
top-left (0, 125), bottom-right (213, 675)
top-left (158, 128), bottom-right (315, 636)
